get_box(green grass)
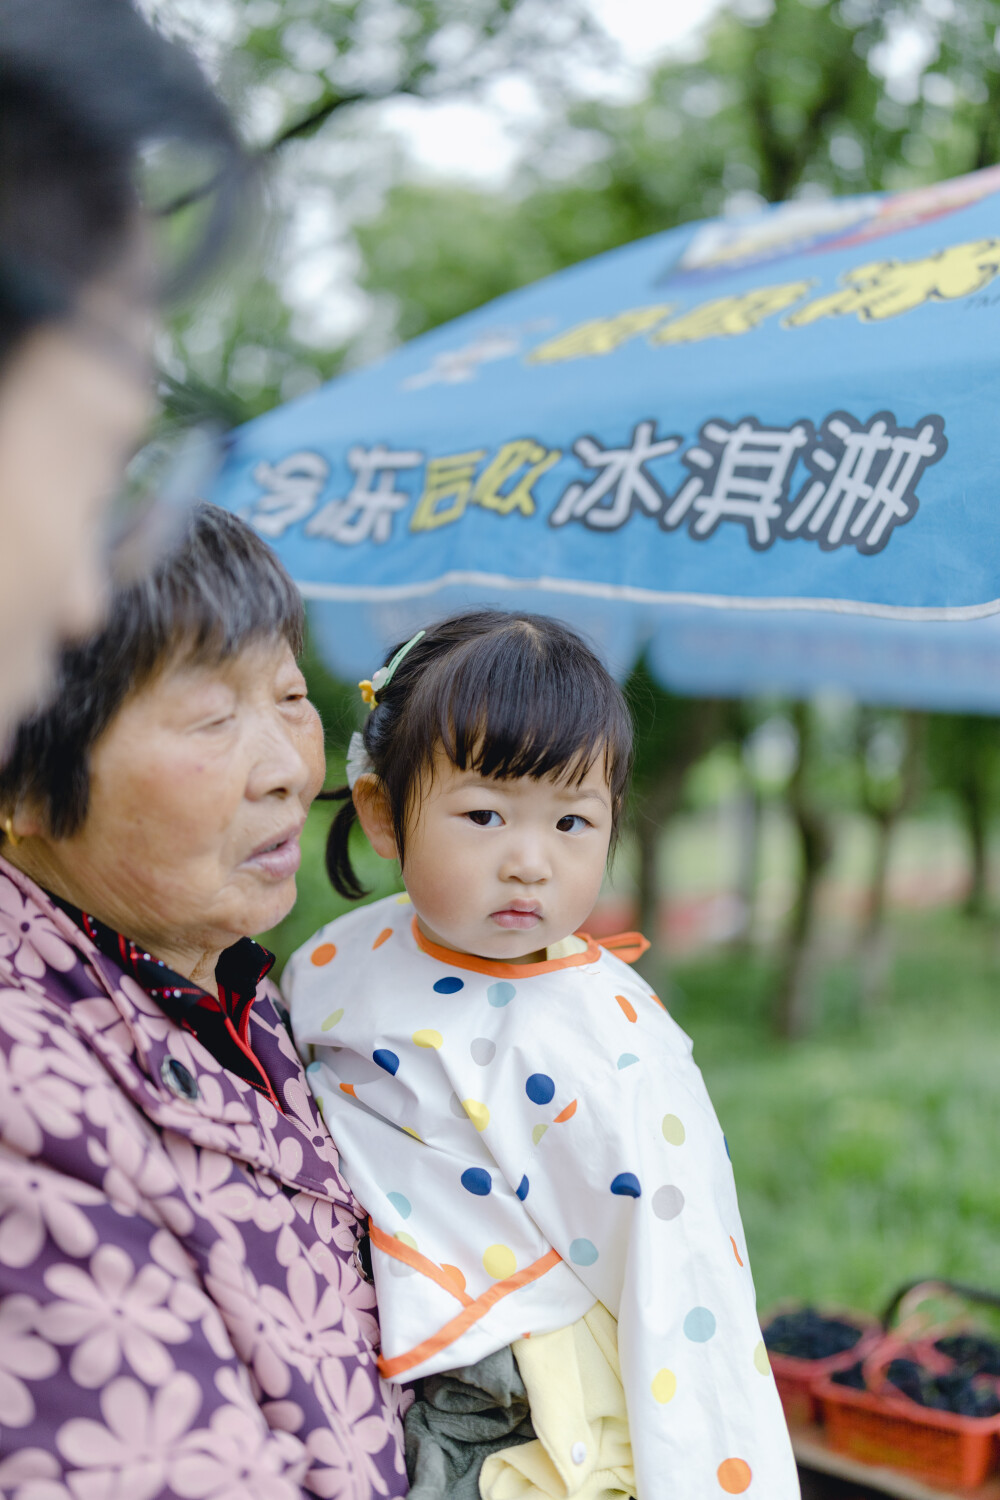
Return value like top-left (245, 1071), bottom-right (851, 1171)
top-left (665, 913), bottom-right (1000, 1319)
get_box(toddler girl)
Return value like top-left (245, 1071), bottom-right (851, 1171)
top-left (286, 611), bottom-right (797, 1500)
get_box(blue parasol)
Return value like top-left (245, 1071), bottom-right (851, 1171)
top-left (211, 164), bottom-right (1000, 708)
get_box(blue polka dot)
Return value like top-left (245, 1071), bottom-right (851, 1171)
top-left (434, 976), bottom-right (464, 995)
top-left (684, 1306), bottom-right (717, 1342)
top-left (488, 982), bottom-right (516, 1007)
top-left (617, 1053), bottom-right (639, 1069)
top-left (724, 1136), bottom-right (731, 1159)
top-left (610, 1172), bottom-right (641, 1198)
top-left (373, 1048), bottom-right (399, 1075)
top-left (525, 1073), bottom-right (555, 1105)
top-left (387, 1192), bottom-right (411, 1218)
top-left (461, 1168), bottom-right (492, 1196)
top-left (516, 1175), bottom-right (529, 1201)
top-left (570, 1238), bottom-right (599, 1266)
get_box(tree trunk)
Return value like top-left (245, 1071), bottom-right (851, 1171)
top-left (963, 779), bottom-right (989, 917)
top-left (773, 703), bottom-right (832, 1039)
top-left (859, 812), bottom-right (893, 1008)
top-left (729, 778), bottom-right (762, 950)
top-left (858, 712), bottom-right (925, 1009)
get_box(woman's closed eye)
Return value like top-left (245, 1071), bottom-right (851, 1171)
top-left (466, 809), bottom-right (503, 828)
top-left (556, 814), bottom-right (591, 834)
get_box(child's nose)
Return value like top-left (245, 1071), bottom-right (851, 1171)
top-left (501, 835), bottom-right (551, 884)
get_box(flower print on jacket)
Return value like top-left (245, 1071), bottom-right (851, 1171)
top-left (0, 858), bottom-right (407, 1497)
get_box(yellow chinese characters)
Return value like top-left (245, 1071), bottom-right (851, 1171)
top-left (410, 439), bottom-right (562, 532)
top-left (649, 281), bottom-right (813, 345)
top-left (784, 238), bottom-right (1000, 326)
top-left (526, 305), bottom-right (673, 364)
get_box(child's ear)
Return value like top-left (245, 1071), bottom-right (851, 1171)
top-left (352, 776), bottom-right (398, 860)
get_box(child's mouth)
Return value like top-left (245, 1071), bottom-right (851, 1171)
top-left (490, 905), bottom-right (541, 930)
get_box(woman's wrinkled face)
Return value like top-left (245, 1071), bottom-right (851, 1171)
top-left (33, 638), bottom-right (325, 975)
top-left (0, 283), bottom-right (155, 747)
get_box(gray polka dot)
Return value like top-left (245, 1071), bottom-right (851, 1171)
top-left (471, 1037), bottom-right (496, 1066)
top-left (449, 1091), bottom-right (467, 1118)
top-left (652, 1185), bottom-right (685, 1220)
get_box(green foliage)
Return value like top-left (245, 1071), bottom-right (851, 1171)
top-left (668, 908), bottom-right (1000, 1312)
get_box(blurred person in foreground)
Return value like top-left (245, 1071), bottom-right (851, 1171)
top-left (0, 0), bottom-right (247, 744)
top-left (0, 502), bottom-right (410, 1496)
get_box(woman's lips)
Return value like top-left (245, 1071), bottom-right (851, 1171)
top-left (490, 908), bottom-right (541, 930)
top-left (243, 829), bottom-right (303, 880)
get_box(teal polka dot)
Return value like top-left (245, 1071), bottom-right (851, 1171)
top-left (617, 1053), bottom-right (639, 1069)
top-left (570, 1238), bottom-right (599, 1266)
top-left (684, 1306), bottom-right (716, 1342)
top-left (488, 982), bottom-right (516, 1007)
top-left (387, 1192), bottom-right (411, 1219)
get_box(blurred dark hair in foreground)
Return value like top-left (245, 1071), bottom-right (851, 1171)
top-left (0, 0), bottom-right (252, 360)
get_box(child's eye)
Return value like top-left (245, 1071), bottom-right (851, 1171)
top-left (466, 809), bottom-right (503, 828)
top-left (556, 814), bottom-right (590, 834)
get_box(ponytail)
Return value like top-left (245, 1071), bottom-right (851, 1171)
top-left (318, 786), bottom-right (369, 900)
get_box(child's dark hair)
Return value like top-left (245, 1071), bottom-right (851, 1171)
top-left (324, 610), bottom-right (634, 899)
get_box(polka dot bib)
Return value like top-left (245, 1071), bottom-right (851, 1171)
top-left (286, 896), bottom-right (799, 1500)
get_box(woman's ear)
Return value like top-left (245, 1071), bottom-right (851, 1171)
top-left (352, 776), bottom-right (398, 861)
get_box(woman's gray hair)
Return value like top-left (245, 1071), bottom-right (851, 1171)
top-left (0, 502), bottom-right (304, 839)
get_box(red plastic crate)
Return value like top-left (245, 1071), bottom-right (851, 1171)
top-left (763, 1308), bottom-right (882, 1426)
top-left (814, 1373), bottom-right (1000, 1490)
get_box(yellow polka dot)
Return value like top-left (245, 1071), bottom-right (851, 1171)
top-left (413, 1029), bottom-right (443, 1049)
top-left (661, 1114), bottom-right (686, 1146)
top-left (395, 1231), bottom-right (417, 1250)
top-left (753, 1340), bottom-right (771, 1375)
top-left (396, 893), bottom-right (412, 904)
top-left (311, 942), bottom-right (337, 966)
top-left (531, 1124), bottom-right (548, 1145)
top-left (483, 1244), bottom-right (517, 1280)
top-left (651, 1368), bottom-right (677, 1404)
top-left (321, 1008), bottom-right (344, 1032)
top-left (402, 1126), bottom-right (423, 1141)
top-left (463, 1099), bottom-right (490, 1131)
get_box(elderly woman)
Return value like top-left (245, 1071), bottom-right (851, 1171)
top-left (0, 504), bottom-right (408, 1498)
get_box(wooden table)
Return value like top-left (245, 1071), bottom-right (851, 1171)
top-left (791, 1422), bottom-right (1000, 1500)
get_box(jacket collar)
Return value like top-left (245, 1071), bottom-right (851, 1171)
top-left (0, 856), bottom-right (359, 1212)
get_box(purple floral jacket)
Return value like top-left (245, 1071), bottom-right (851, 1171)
top-left (0, 858), bottom-right (409, 1500)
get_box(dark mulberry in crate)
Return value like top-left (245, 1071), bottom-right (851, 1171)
top-left (764, 1308), bottom-right (866, 1361)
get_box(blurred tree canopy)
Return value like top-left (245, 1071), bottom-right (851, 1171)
top-left (156, 0), bottom-right (1000, 417)
top-left (356, 0), bottom-right (1000, 340)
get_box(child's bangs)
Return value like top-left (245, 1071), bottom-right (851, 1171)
top-left (414, 627), bottom-right (631, 795)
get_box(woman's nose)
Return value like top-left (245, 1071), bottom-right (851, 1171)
top-left (248, 709), bottom-right (320, 802)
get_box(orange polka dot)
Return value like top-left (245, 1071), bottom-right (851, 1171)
top-left (440, 1264), bottom-right (467, 1297)
top-left (554, 1099), bottom-right (578, 1123)
top-left (372, 928), bottom-right (393, 950)
top-left (311, 942), bottom-right (337, 966)
top-left (717, 1458), bottom-right (752, 1494)
top-left (730, 1236), bottom-right (744, 1267)
top-left (339, 1083), bottom-right (356, 1096)
top-left (616, 994), bottom-right (638, 1023)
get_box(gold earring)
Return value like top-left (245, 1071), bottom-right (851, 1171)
top-left (2, 816), bottom-right (19, 847)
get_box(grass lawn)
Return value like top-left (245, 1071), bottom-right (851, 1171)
top-left (667, 912), bottom-right (1000, 1319)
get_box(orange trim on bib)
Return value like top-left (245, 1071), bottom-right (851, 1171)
top-left (369, 1220), bottom-right (474, 1307)
top-left (599, 930), bottom-right (651, 964)
top-left (371, 1226), bottom-right (562, 1379)
top-left (411, 917), bottom-right (600, 977)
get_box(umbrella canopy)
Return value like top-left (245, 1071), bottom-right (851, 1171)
top-left (211, 164), bottom-right (1000, 709)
